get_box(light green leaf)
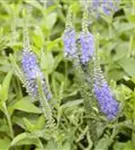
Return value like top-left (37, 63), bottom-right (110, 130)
top-left (45, 13), bottom-right (57, 30)
top-left (0, 137), bottom-right (11, 150)
top-left (36, 115), bottom-right (45, 130)
top-left (23, 118), bottom-right (35, 132)
top-left (113, 141), bottom-right (134, 150)
top-left (40, 52), bottom-right (54, 74)
top-left (9, 97), bottom-right (41, 114)
top-left (118, 58), bottom-right (135, 77)
top-left (0, 71), bottom-right (12, 102)
top-left (11, 133), bottom-right (38, 146)
top-left (95, 137), bottom-right (113, 150)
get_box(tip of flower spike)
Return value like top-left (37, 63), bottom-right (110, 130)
top-left (94, 82), bottom-right (119, 120)
top-left (62, 7), bottom-right (77, 59)
top-left (23, 16), bottom-right (31, 52)
top-left (62, 27), bottom-right (77, 59)
top-left (65, 7), bottom-right (73, 28)
top-left (82, 6), bottom-right (89, 33)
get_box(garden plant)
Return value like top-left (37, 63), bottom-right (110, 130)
top-left (0, 0), bottom-right (135, 150)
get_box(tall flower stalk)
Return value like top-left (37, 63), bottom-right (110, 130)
top-left (10, 15), bottom-right (53, 126)
top-left (21, 25), bottom-right (52, 101)
top-left (93, 54), bottom-right (119, 120)
top-left (93, 35), bottom-right (119, 120)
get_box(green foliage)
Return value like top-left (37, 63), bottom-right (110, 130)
top-left (0, 0), bottom-right (135, 150)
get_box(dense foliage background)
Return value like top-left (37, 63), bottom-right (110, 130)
top-left (0, 0), bottom-right (135, 150)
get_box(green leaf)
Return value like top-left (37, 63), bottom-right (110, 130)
top-left (40, 52), bottom-right (54, 74)
top-left (108, 68), bottom-right (125, 81)
top-left (23, 118), bottom-right (35, 132)
top-left (45, 13), bottom-right (57, 30)
top-left (113, 141), bottom-right (134, 150)
top-left (0, 137), bottom-right (11, 150)
top-left (36, 115), bottom-right (45, 130)
top-left (118, 58), bottom-right (135, 77)
top-left (61, 99), bottom-right (83, 110)
top-left (0, 71), bottom-right (12, 102)
top-left (11, 133), bottom-right (38, 146)
top-left (9, 97), bottom-right (41, 114)
top-left (95, 137), bottom-right (113, 150)
top-left (32, 27), bottom-right (44, 48)
top-left (114, 22), bottom-right (135, 34)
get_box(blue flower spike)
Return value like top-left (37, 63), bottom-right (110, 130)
top-left (21, 26), bottom-right (52, 100)
top-left (62, 8), bottom-right (77, 59)
top-left (79, 7), bottom-right (95, 65)
top-left (93, 53), bottom-right (119, 120)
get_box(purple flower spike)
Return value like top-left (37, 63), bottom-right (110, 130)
top-left (93, 64), bottom-right (119, 120)
top-left (80, 32), bottom-right (94, 64)
top-left (63, 27), bottom-right (77, 58)
top-left (90, 0), bottom-right (119, 16)
top-left (22, 50), bottom-right (42, 80)
top-left (94, 82), bottom-right (119, 120)
top-left (21, 49), bottom-right (52, 100)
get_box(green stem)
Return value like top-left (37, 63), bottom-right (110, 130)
top-left (73, 59), bottom-right (98, 146)
top-left (36, 137), bottom-right (44, 149)
top-left (3, 102), bottom-right (14, 139)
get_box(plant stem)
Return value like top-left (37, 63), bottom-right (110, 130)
top-left (37, 76), bottom-right (54, 127)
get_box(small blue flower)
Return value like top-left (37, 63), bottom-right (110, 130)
top-left (79, 32), bottom-right (94, 64)
top-left (93, 64), bottom-right (119, 120)
top-left (62, 27), bottom-right (77, 58)
top-left (21, 49), bottom-right (52, 100)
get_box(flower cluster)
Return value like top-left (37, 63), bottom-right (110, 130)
top-left (93, 64), bottom-right (119, 120)
top-left (91, 0), bottom-right (119, 15)
top-left (62, 8), bottom-right (119, 120)
top-left (63, 28), bottom-right (94, 64)
top-left (21, 49), bottom-right (52, 100)
top-left (62, 27), bottom-right (77, 58)
top-left (79, 31), bottom-right (94, 64)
